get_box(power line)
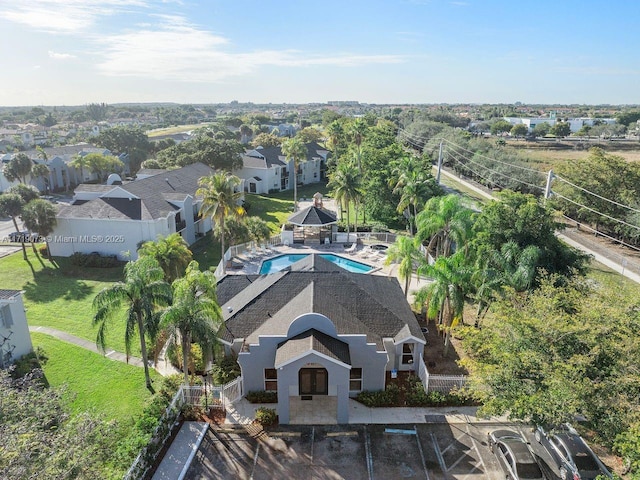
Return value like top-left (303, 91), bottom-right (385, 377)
top-left (553, 174), bottom-right (640, 215)
top-left (441, 138), bottom-right (543, 175)
top-left (552, 192), bottom-right (640, 232)
top-left (560, 214), bottom-right (640, 254)
top-left (444, 148), bottom-right (546, 192)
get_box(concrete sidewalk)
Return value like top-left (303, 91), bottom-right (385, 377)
top-left (151, 421), bottom-right (208, 480)
top-left (223, 397), bottom-right (506, 426)
top-left (29, 326), bottom-right (180, 376)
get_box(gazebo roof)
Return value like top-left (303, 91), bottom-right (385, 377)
top-left (287, 205), bottom-right (337, 226)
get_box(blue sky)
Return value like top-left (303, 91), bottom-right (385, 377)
top-left (0, 0), bottom-right (638, 106)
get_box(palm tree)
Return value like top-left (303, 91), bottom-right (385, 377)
top-left (92, 256), bottom-right (172, 392)
top-left (385, 235), bottom-right (423, 298)
top-left (326, 120), bottom-right (346, 168)
top-left (281, 137), bottom-right (308, 209)
top-left (69, 154), bottom-right (90, 185)
top-left (328, 162), bottom-right (361, 239)
top-left (139, 233), bottom-right (193, 283)
top-left (0, 193), bottom-right (27, 260)
top-left (415, 194), bottom-right (474, 259)
top-left (472, 241), bottom-right (541, 327)
top-left (161, 261), bottom-right (222, 384)
top-left (3, 153), bottom-right (32, 184)
top-left (415, 252), bottom-right (472, 355)
top-left (348, 118), bottom-right (368, 173)
top-left (30, 163), bottom-right (50, 193)
top-left (197, 172), bottom-right (245, 273)
top-left (20, 199), bottom-right (57, 257)
top-left (245, 216), bottom-right (271, 249)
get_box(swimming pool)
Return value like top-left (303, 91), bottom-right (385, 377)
top-left (259, 253), bottom-right (374, 274)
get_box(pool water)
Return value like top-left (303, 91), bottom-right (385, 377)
top-left (259, 253), bottom-right (374, 274)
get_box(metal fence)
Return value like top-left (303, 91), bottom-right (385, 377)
top-left (123, 377), bottom-right (243, 480)
top-left (213, 234), bottom-right (283, 279)
top-left (417, 356), bottom-right (467, 394)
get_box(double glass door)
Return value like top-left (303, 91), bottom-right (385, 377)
top-left (299, 368), bottom-right (328, 395)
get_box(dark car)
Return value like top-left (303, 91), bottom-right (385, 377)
top-left (534, 425), bottom-right (611, 480)
top-left (8, 230), bottom-right (39, 243)
top-left (488, 429), bottom-right (545, 479)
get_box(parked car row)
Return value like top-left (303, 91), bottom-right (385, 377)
top-left (488, 425), bottom-right (611, 480)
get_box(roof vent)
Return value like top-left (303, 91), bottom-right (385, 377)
top-left (227, 306), bottom-right (233, 313)
top-left (165, 178), bottom-right (175, 190)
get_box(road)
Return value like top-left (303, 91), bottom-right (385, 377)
top-left (435, 166), bottom-right (640, 286)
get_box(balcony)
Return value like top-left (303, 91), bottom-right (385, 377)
top-left (176, 220), bottom-right (187, 231)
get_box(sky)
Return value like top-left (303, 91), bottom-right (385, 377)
top-left (0, 0), bottom-right (639, 106)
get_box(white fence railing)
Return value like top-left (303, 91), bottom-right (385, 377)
top-left (214, 234), bottom-right (283, 279)
top-left (417, 356), bottom-right (467, 394)
top-left (123, 377), bottom-right (243, 480)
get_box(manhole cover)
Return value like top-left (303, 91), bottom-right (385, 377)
top-left (425, 414), bottom-right (447, 423)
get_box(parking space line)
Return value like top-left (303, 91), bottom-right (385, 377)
top-left (249, 442), bottom-right (260, 480)
top-left (464, 424), bottom-right (487, 479)
top-left (364, 425), bottom-right (374, 480)
top-left (269, 432), bottom-right (302, 437)
top-left (430, 432), bottom-right (448, 477)
top-left (310, 427), bottom-right (315, 465)
top-left (414, 424), bottom-right (430, 480)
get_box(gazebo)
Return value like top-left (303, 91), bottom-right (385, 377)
top-left (284, 193), bottom-right (338, 245)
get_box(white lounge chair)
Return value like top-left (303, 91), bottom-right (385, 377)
top-left (344, 243), bottom-right (357, 254)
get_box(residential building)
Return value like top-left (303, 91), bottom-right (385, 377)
top-left (0, 290), bottom-right (33, 369)
top-left (236, 142), bottom-right (327, 194)
top-left (216, 255), bottom-right (426, 424)
top-left (48, 163), bottom-right (214, 260)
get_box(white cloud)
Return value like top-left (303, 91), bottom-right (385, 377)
top-left (0, 0), bottom-right (148, 33)
top-left (96, 17), bottom-right (405, 81)
top-left (48, 51), bottom-right (77, 60)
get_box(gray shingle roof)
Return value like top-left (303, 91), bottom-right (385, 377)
top-left (275, 329), bottom-right (351, 367)
top-left (58, 163), bottom-right (212, 220)
top-left (288, 206), bottom-right (337, 226)
top-left (217, 255), bottom-right (424, 349)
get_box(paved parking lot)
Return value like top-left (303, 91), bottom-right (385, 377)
top-left (187, 420), bottom-right (564, 479)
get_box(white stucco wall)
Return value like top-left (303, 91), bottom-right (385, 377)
top-left (0, 293), bottom-right (33, 364)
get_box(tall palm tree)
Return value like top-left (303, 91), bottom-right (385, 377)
top-left (139, 233), bottom-right (193, 283)
top-left (3, 153), bottom-right (32, 184)
top-left (197, 172), bottom-right (245, 273)
top-left (0, 193), bottom-right (27, 260)
top-left (348, 118), bottom-right (368, 173)
top-left (30, 163), bottom-right (50, 193)
top-left (328, 161), bottom-right (361, 239)
top-left (92, 256), bottom-right (172, 392)
top-left (281, 137), bottom-right (308, 210)
top-left (415, 194), bottom-right (474, 259)
top-left (415, 252), bottom-right (472, 355)
top-left (385, 235), bottom-right (423, 298)
top-left (21, 199), bottom-right (57, 257)
top-left (161, 261), bottom-right (223, 384)
top-left (69, 154), bottom-right (90, 185)
top-left (472, 241), bottom-right (541, 327)
top-left (326, 120), bottom-right (345, 169)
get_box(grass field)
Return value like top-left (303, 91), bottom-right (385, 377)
top-left (146, 123), bottom-right (213, 138)
top-left (0, 250), bottom-right (137, 354)
top-left (32, 332), bottom-right (161, 423)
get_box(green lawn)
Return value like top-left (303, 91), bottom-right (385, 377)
top-left (0, 250), bottom-right (134, 354)
top-left (32, 332), bottom-right (160, 423)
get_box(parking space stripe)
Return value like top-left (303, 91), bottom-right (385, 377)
top-left (249, 442), bottom-right (260, 480)
top-left (414, 425), bottom-right (430, 480)
top-left (364, 425), bottom-right (374, 480)
top-left (430, 432), bottom-right (448, 476)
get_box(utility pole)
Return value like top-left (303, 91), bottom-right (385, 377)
top-left (436, 140), bottom-right (443, 184)
top-left (544, 170), bottom-right (554, 200)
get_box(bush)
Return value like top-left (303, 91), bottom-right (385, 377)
top-left (356, 377), bottom-right (471, 407)
top-left (69, 251), bottom-right (120, 268)
top-left (255, 407), bottom-right (277, 426)
top-left (38, 244), bottom-right (48, 258)
top-left (211, 356), bottom-right (241, 384)
top-left (167, 343), bottom-right (204, 374)
top-left (10, 347), bottom-right (48, 380)
top-left (356, 383), bottom-right (400, 407)
top-left (246, 390), bottom-right (278, 403)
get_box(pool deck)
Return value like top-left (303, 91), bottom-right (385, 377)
top-left (226, 242), bottom-right (432, 304)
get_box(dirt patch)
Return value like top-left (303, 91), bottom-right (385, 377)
top-left (415, 313), bottom-right (469, 376)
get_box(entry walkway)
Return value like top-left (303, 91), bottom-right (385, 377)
top-left (29, 326), bottom-right (180, 376)
top-left (223, 397), bottom-right (506, 426)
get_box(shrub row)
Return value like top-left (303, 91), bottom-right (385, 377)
top-left (69, 251), bottom-right (121, 268)
top-left (356, 377), bottom-right (470, 408)
top-left (245, 390), bottom-right (278, 403)
top-left (255, 407), bottom-right (277, 426)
